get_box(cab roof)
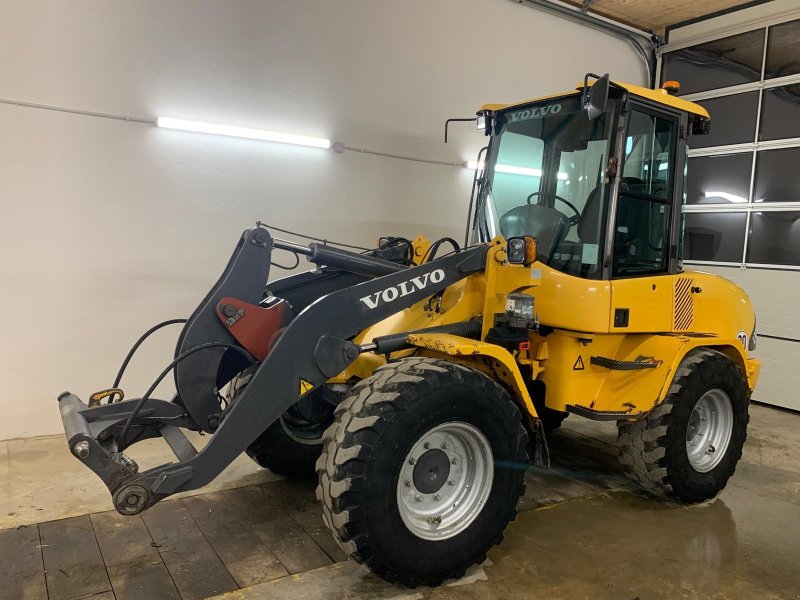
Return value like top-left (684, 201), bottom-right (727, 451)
top-left (480, 80), bottom-right (710, 120)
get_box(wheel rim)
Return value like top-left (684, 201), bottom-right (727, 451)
top-left (278, 399), bottom-right (335, 446)
top-left (279, 415), bottom-right (326, 446)
top-left (396, 422), bottom-right (494, 541)
top-left (279, 406), bottom-right (333, 446)
top-left (685, 388), bottom-right (733, 473)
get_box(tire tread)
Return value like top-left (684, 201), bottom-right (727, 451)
top-left (616, 348), bottom-right (749, 502)
top-left (316, 357), bottom-right (528, 587)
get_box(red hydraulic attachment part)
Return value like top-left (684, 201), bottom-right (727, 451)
top-left (215, 297), bottom-right (293, 360)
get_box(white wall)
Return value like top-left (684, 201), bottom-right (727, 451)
top-left (0, 0), bottom-right (642, 440)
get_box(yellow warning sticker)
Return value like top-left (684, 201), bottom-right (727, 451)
top-left (573, 356), bottom-right (585, 371)
top-left (299, 378), bottom-right (314, 396)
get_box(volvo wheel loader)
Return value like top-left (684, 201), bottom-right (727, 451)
top-left (58, 74), bottom-right (760, 587)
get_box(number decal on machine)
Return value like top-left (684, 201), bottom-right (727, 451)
top-left (736, 331), bottom-right (747, 348)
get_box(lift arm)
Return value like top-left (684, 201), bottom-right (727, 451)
top-left (58, 227), bottom-right (489, 515)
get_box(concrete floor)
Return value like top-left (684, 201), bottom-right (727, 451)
top-left (2, 402), bottom-right (799, 599)
top-left (0, 431), bottom-right (284, 530)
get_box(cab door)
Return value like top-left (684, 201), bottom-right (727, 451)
top-left (609, 106), bottom-right (678, 333)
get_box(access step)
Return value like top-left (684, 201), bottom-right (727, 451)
top-left (566, 404), bottom-right (641, 421)
top-left (590, 356), bottom-right (662, 371)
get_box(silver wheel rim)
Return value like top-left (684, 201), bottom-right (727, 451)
top-left (686, 388), bottom-right (733, 473)
top-left (279, 416), bottom-right (324, 446)
top-left (396, 422), bottom-right (494, 541)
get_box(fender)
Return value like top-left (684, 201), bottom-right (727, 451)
top-left (656, 338), bottom-right (760, 401)
top-left (404, 332), bottom-right (538, 418)
top-left (404, 332), bottom-right (550, 468)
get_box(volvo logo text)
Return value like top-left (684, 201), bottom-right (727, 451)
top-left (360, 269), bottom-right (446, 310)
top-left (508, 103), bottom-right (562, 123)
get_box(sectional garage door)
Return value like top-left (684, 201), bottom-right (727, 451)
top-left (660, 16), bottom-right (800, 411)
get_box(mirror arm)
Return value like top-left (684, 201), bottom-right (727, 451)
top-left (581, 72), bottom-right (604, 108)
top-left (585, 72), bottom-right (610, 121)
top-left (444, 117), bottom-right (478, 143)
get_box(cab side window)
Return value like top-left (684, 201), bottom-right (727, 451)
top-left (613, 110), bottom-right (676, 277)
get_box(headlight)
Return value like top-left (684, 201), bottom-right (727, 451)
top-left (506, 236), bottom-right (537, 265)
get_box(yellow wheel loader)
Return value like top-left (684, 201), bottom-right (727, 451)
top-left (58, 73), bottom-right (760, 587)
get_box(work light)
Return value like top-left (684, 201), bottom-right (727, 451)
top-left (506, 236), bottom-right (538, 265)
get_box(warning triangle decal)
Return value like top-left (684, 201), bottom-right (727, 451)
top-left (299, 378), bottom-right (314, 396)
top-left (573, 356), bottom-right (585, 371)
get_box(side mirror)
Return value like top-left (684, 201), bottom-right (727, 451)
top-left (586, 73), bottom-right (610, 120)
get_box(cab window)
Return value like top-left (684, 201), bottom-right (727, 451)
top-left (613, 109), bottom-right (676, 277)
top-left (483, 96), bottom-right (617, 280)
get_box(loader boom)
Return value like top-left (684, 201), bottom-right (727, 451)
top-left (59, 227), bottom-right (488, 514)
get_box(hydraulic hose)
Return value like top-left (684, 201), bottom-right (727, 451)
top-left (113, 319), bottom-right (188, 388)
top-left (117, 342), bottom-right (255, 451)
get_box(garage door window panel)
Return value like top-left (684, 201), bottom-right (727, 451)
top-left (661, 29), bottom-right (765, 95)
top-left (764, 19), bottom-right (800, 80)
top-left (684, 212), bottom-right (747, 262)
top-left (754, 148), bottom-right (800, 203)
top-left (692, 93), bottom-right (759, 148)
top-left (747, 211), bottom-right (800, 266)
top-left (759, 84), bottom-right (800, 142)
top-left (687, 154), bottom-right (752, 205)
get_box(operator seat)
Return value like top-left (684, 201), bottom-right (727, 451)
top-left (549, 185), bottom-right (604, 276)
top-left (613, 178), bottom-right (667, 274)
top-left (550, 177), bottom-right (647, 277)
top-left (499, 203), bottom-right (570, 262)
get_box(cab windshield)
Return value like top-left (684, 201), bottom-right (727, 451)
top-left (477, 95), bottom-right (617, 278)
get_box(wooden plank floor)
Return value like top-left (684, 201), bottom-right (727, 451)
top-left (0, 427), bottom-right (632, 600)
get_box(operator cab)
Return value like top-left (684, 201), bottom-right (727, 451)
top-left (470, 74), bottom-right (710, 280)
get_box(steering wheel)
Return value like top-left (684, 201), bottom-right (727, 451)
top-left (526, 192), bottom-right (581, 226)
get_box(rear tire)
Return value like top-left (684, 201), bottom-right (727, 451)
top-left (228, 370), bottom-right (335, 478)
top-left (316, 358), bottom-right (529, 587)
top-left (617, 348), bottom-right (749, 503)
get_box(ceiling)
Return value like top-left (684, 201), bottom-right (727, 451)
top-left (562, 0), bottom-right (759, 33)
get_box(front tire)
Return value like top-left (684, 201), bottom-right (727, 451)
top-left (617, 348), bottom-right (749, 503)
top-left (316, 358), bottom-right (529, 587)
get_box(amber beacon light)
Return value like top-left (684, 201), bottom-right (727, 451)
top-left (662, 80), bottom-right (681, 95)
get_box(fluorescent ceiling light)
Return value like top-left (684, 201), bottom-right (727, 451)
top-left (704, 191), bottom-right (747, 204)
top-left (156, 117), bottom-right (331, 149)
top-left (466, 160), bottom-right (569, 179)
top-left (467, 161), bottom-right (540, 176)
top-left (498, 164), bottom-right (542, 177)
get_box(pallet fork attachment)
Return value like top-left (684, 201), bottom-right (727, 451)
top-left (58, 226), bottom-right (489, 515)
